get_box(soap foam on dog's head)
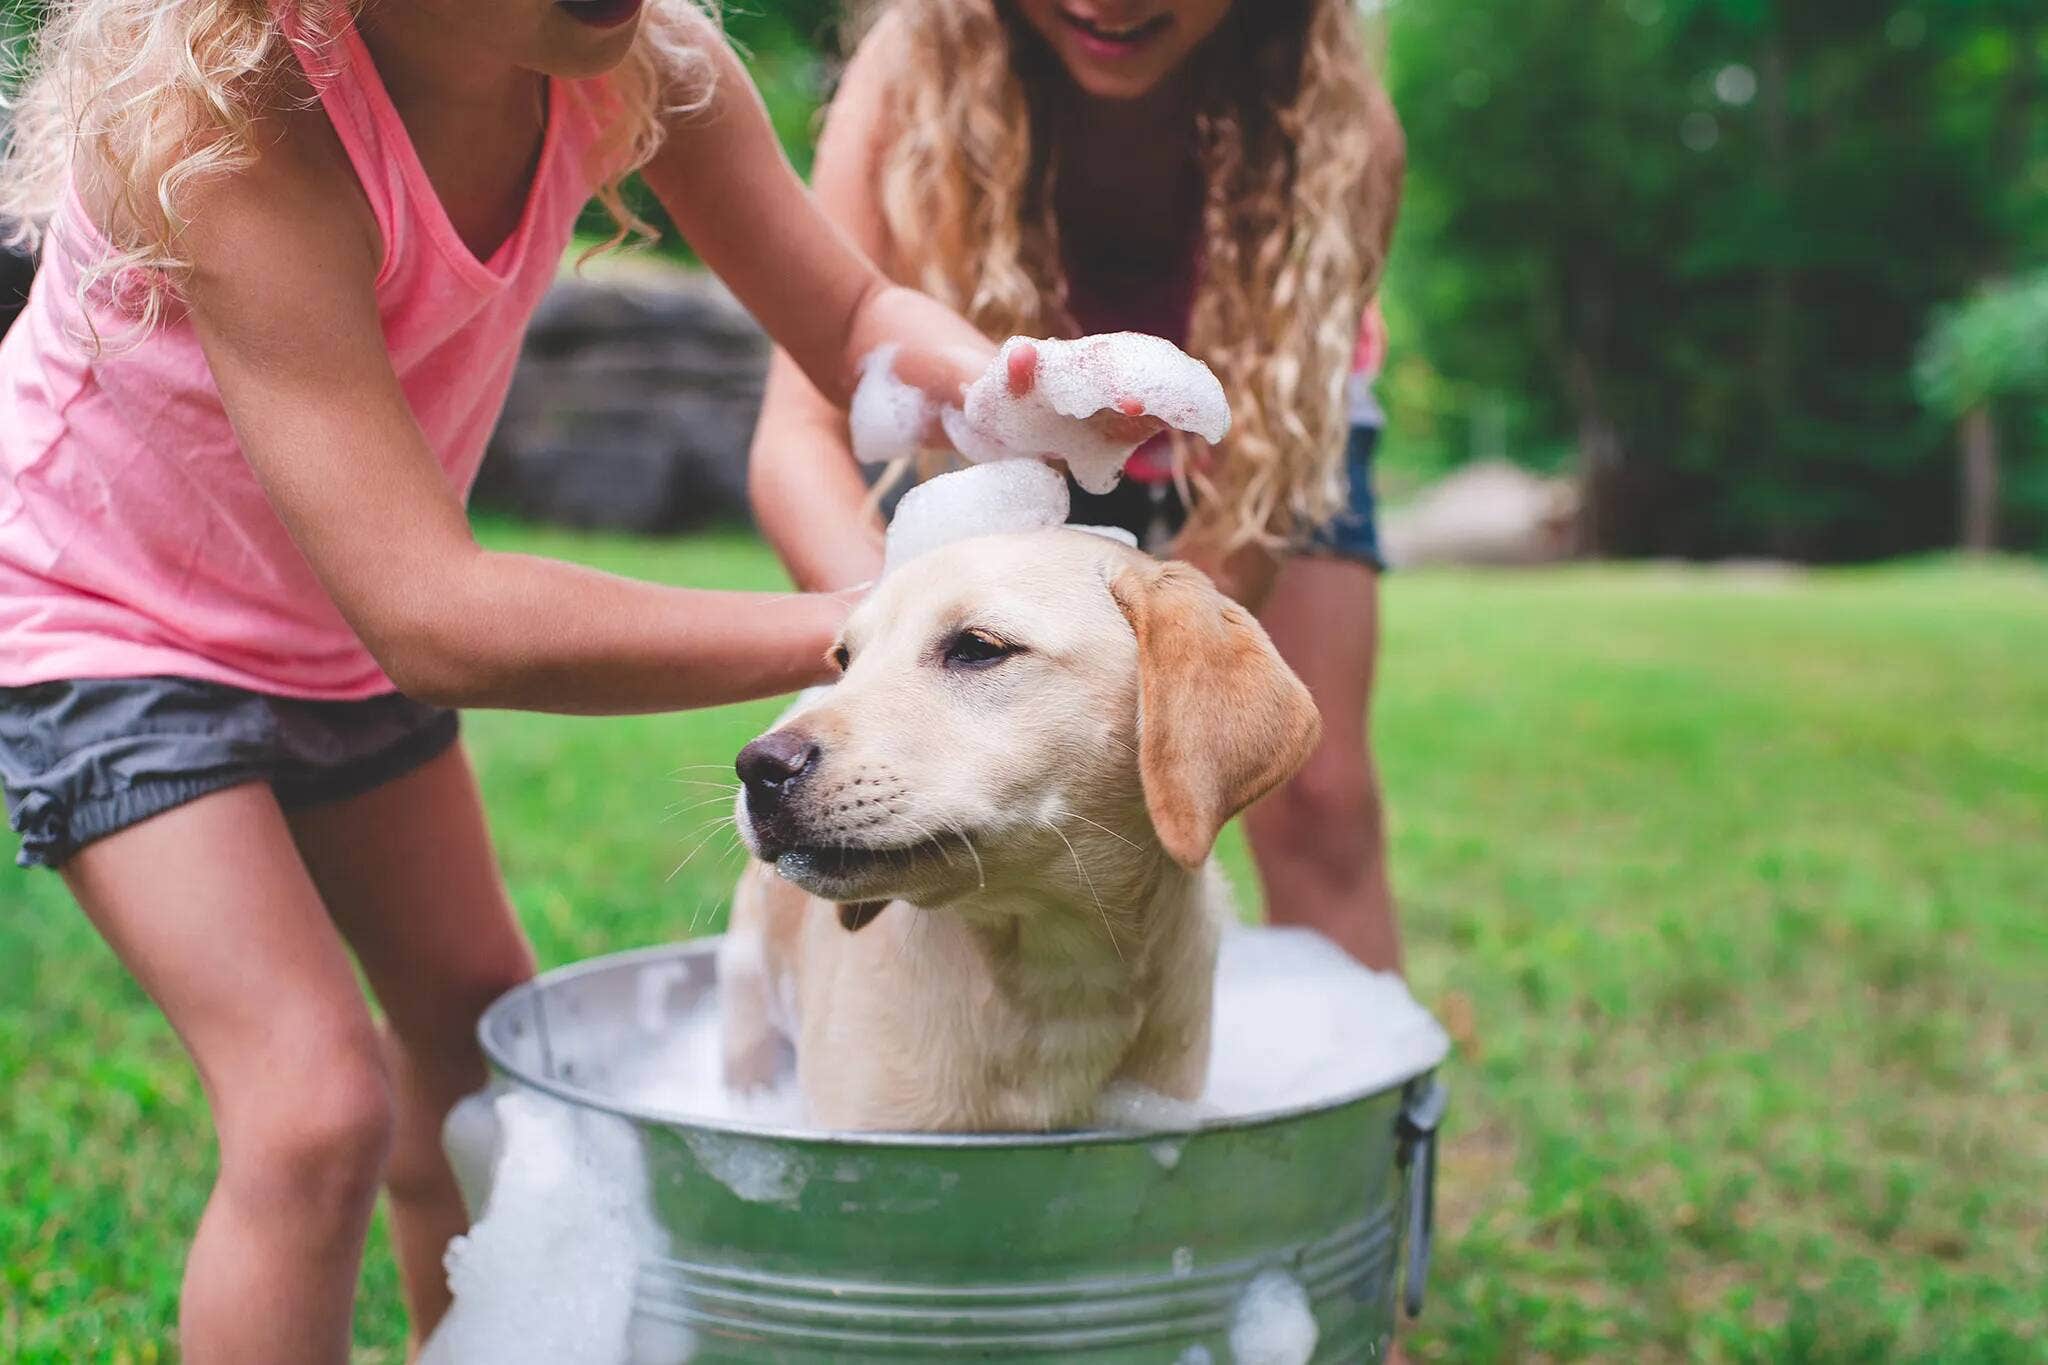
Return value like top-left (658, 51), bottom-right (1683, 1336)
top-left (880, 458), bottom-right (1070, 572)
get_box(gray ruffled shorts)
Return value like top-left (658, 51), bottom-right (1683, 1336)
top-left (0, 676), bottom-right (457, 869)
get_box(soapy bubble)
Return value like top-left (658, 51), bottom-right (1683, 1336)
top-left (1229, 1268), bottom-right (1320, 1365)
top-left (881, 458), bottom-right (1070, 573)
top-left (847, 343), bottom-right (935, 469)
top-left (420, 1094), bottom-right (661, 1365)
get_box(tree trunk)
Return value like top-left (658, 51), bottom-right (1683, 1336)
top-left (1566, 348), bottom-right (1624, 556)
top-left (1959, 405), bottom-right (1999, 554)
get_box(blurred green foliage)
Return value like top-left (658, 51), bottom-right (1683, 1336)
top-left (1916, 269), bottom-right (2048, 417)
top-left (572, 1), bottom-right (846, 249)
top-left (1381, 1), bottom-right (2047, 558)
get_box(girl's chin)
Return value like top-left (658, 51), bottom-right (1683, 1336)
top-left (1064, 64), bottom-right (1177, 102)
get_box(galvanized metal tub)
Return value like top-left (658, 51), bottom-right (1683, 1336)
top-left (478, 939), bottom-right (1447, 1364)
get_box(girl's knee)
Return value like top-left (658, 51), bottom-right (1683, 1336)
top-left (217, 1036), bottom-right (394, 1214)
top-left (1253, 748), bottom-right (1382, 845)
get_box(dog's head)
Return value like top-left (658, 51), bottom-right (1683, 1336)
top-left (735, 528), bottom-right (1320, 912)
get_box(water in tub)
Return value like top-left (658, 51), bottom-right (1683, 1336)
top-left (421, 926), bottom-right (1447, 1363)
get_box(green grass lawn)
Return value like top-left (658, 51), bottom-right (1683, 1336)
top-left (3, 525), bottom-right (2043, 1363)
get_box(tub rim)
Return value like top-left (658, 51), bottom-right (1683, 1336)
top-left (480, 938), bottom-right (1446, 1151)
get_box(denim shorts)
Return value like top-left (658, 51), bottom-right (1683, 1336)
top-left (1066, 423), bottom-right (1386, 568)
top-left (0, 676), bottom-right (458, 869)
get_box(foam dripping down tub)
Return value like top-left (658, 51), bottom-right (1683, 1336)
top-left (428, 929), bottom-right (1450, 1365)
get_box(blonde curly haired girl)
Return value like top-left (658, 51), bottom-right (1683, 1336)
top-left (0, 1), bottom-right (994, 1355)
top-left (753, 0), bottom-right (1407, 970)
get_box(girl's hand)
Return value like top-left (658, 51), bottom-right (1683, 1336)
top-left (885, 342), bottom-right (992, 445)
top-left (997, 340), bottom-right (1170, 446)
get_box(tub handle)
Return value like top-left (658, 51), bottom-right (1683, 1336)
top-left (1396, 1076), bottom-right (1448, 1319)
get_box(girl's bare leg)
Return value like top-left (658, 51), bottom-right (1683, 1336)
top-left (288, 742), bottom-right (534, 1347)
top-left (63, 785), bottom-right (393, 1365)
top-left (1245, 556), bottom-right (1403, 972)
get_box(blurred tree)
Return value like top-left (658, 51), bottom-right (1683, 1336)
top-left (1916, 269), bottom-right (2048, 551)
top-left (575, 1), bottom-right (845, 252)
top-left (1383, 0), bottom-right (2047, 557)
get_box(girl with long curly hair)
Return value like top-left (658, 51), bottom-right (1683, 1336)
top-left (0, 0), bottom-right (998, 1355)
top-left (752, 0), bottom-right (1407, 970)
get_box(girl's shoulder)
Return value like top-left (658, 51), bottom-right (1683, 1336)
top-left (833, 6), bottom-right (919, 136)
top-left (804, 9), bottom-right (919, 277)
top-left (842, 5), bottom-right (919, 76)
top-left (73, 69), bottom-right (378, 301)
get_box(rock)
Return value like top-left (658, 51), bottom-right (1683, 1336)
top-left (1379, 459), bottom-right (1580, 567)
top-left (477, 264), bottom-right (769, 532)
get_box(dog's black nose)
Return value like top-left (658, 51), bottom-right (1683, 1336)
top-left (736, 729), bottom-right (819, 816)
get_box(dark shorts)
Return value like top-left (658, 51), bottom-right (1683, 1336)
top-left (1066, 423), bottom-right (1386, 568)
top-left (0, 676), bottom-right (458, 869)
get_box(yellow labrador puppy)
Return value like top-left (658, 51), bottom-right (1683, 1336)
top-left (721, 527), bottom-right (1320, 1132)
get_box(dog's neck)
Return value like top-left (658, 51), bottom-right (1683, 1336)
top-left (870, 852), bottom-right (1212, 1128)
top-left (946, 843), bottom-right (1195, 985)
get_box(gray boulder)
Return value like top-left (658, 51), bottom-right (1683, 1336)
top-left (478, 264), bottom-right (768, 532)
top-left (1380, 459), bottom-right (1581, 567)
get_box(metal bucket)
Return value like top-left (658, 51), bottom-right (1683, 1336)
top-left (478, 940), bottom-right (1447, 1364)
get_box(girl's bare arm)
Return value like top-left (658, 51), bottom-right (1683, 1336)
top-left (182, 116), bottom-right (842, 715)
top-left (654, 18), bottom-right (920, 592)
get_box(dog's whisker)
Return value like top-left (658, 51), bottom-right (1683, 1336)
top-left (662, 792), bottom-right (739, 810)
top-left (1061, 811), bottom-right (1144, 851)
top-left (895, 811), bottom-right (959, 870)
top-left (940, 816), bottom-right (987, 889)
top-left (667, 817), bottom-right (740, 883)
top-left (659, 794), bottom-right (743, 824)
top-left (1043, 819), bottom-right (1124, 965)
top-left (891, 906), bottom-right (915, 969)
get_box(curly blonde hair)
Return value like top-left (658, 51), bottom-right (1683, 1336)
top-left (0, 0), bottom-right (713, 336)
top-left (858, 0), bottom-right (1400, 550)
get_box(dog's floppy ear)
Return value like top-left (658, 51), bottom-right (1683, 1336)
top-left (1110, 560), bottom-right (1322, 867)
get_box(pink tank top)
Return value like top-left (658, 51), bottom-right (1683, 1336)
top-left (0, 17), bottom-right (607, 698)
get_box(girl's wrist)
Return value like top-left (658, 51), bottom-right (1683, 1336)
top-left (792, 588), bottom-right (860, 681)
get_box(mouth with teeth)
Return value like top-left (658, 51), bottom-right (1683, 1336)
top-left (1056, 6), bottom-right (1174, 58)
top-left (555, 0), bottom-right (643, 30)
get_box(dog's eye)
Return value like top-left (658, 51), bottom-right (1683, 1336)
top-left (829, 643), bottom-right (851, 672)
top-left (942, 628), bottom-right (1018, 669)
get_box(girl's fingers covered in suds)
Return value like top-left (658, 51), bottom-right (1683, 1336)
top-left (1006, 342), bottom-right (1039, 397)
